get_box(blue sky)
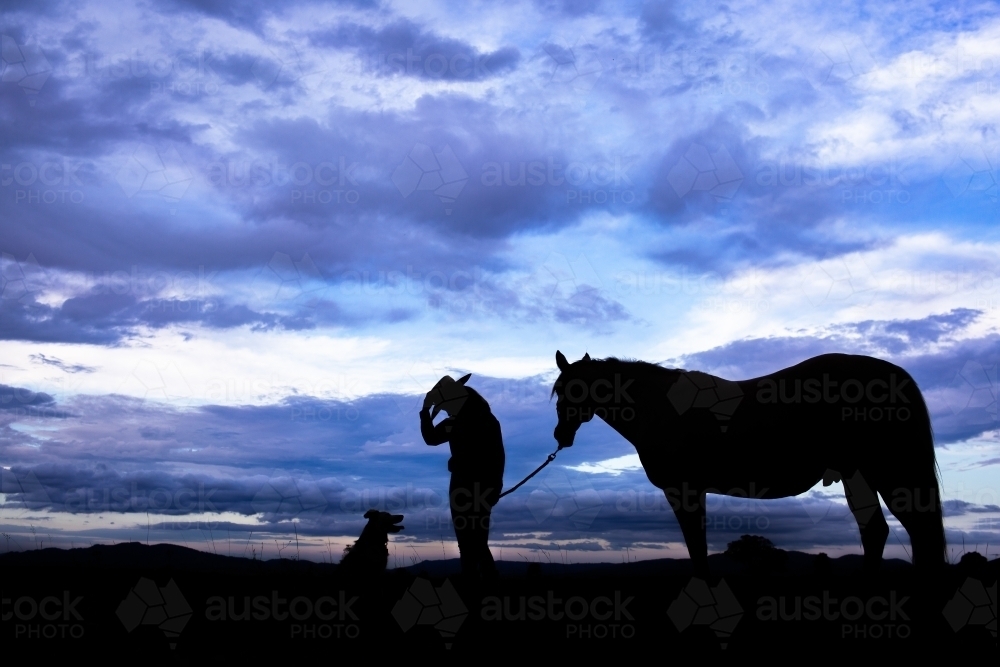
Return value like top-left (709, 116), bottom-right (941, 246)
top-left (1, 0), bottom-right (999, 563)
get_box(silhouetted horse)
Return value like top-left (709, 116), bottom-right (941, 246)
top-left (552, 351), bottom-right (945, 575)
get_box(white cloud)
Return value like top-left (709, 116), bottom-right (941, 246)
top-left (568, 454), bottom-right (644, 475)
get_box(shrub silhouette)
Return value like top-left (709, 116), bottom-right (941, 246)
top-left (724, 535), bottom-right (788, 572)
top-left (958, 551), bottom-right (989, 578)
top-left (959, 551), bottom-right (987, 567)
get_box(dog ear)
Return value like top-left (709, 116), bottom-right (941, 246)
top-left (456, 373), bottom-right (471, 385)
top-left (364, 509), bottom-right (378, 519)
top-left (582, 352), bottom-right (591, 361)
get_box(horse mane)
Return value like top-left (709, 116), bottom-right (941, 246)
top-left (550, 356), bottom-right (685, 397)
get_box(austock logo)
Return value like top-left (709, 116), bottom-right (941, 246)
top-left (116, 578), bottom-right (192, 649)
top-left (559, 373), bottom-right (636, 423)
top-left (1, 35), bottom-right (51, 105)
top-left (392, 577), bottom-right (468, 649)
top-left (942, 145), bottom-right (998, 203)
top-left (480, 589), bottom-right (636, 640)
top-left (392, 143), bottom-right (468, 215)
top-left (667, 144), bottom-right (743, 201)
top-left (61, 480), bottom-right (218, 513)
top-left (249, 251), bottom-right (327, 309)
top-left (2, 591), bottom-right (85, 640)
top-left (668, 371), bottom-right (743, 433)
top-left (539, 41), bottom-right (605, 93)
top-left (204, 590), bottom-right (360, 640)
top-left (755, 373), bottom-right (914, 423)
top-left (251, 45), bottom-right (328, 92)
top-left (942, 578), bottom-right (997, 639)
top-left (0, 467), bottom-right (53, 517)
top-left (0, 252), bottom-right (45, 304)
top-left (756, 590), bottom-right (912, 640)
top-left (207, 158), bottom-right (360, 205)
top-left (251, 470), bottom-right (328, 520)
top-left (121, 358), bottom-right (194, 402)
top-left (115, 143), bottom-right (194, 212)
top-left (2, 160), bottom-right (87, 204)
top-left (526, 467), bottom-right (603, 529)
top-left (667, 578), bottom-right (743, 649)
top-left (947, 360), bottom-right (998, 424)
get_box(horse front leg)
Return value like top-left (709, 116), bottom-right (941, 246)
top-left (667, 488), bottom-right (708, 577)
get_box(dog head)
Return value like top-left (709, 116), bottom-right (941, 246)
top-left (363, 509), bottom-right (404, 539)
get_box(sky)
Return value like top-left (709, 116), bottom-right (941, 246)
top-left (1, 0), bottom-right (999, 564)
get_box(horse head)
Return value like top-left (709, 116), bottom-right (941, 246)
top-left (552, 350), bottom-right (595, 448)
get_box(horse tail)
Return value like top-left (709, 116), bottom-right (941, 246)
top-left (907, 378), bottom-right (946, 568)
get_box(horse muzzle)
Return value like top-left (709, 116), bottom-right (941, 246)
top-left (553, 424), bottom-right (576, 448)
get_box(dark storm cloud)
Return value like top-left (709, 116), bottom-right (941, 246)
top-left (0, 372), bottom-right (561, 493)
top-left (0, 298), bottom-right (124, 345)
top-left (673, 310), bottom-right (999, 444)
top-left (0, 0), bottom-right (64, 14)
top-left (1, 94), bottom-right (607, 288)
top-left (0, 0), bottom-right (974, 297)
top-left (0, 275), bottom-right (383, 344)
top-left (943, 499), bottom-right (1000, 516)
top-left (639, 0), bottom-right (685, 43)
top-left (5, 457), bottom-right (993, 553)
top-left (2, 361), bottom-right (997, 550)
top-left (3, 0), bottom-right (999, 558)
top-left (0, 2), bottom-right (733, 282)
top-left (311, 18), bottom-right (520, 81)
top-left (0, 292), bottom-right (201, 344)
top-left (159, 0), bottom-right (381, 32)
top-left (675, 309), bottom-right (984, 375)
top-left (220, 96), bottom-right (594, 241)
top-left (840, 308), bottom-right (981, 354)
top-left (2, 310), bottom-right (991, 478)
top-left (156, 0), bottom-right (278, 32)
top-left (29, 353), bottom-right (96, 373)
top-left (1, 9), bottom-right (901, 298)
top-left (531, 0), bottom-right (604, 17)
top-left (642, 117), bottom-right (908, 273)
top-left (0, 383), bottom-right (56, 411)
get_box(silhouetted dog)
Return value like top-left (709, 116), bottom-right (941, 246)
top-left (339, 509), bottom-right (404, 574)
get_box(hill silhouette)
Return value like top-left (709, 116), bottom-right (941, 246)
top-left (0, 541), bottom-right (920, 577)
top-left (2, 543), bottom-right (995, 659)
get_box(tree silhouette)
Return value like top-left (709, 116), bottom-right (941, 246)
top-left (724, 535), bottom-right (788, 572)
top-left (813, 552), bottom-right (832, 577)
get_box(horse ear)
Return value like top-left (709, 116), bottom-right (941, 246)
top-left (582, 352), bottom-right (591, 361)
top-left (556, 350), bottom-right (570, 371)
top-left (456, 373), bottom-right (471, 385)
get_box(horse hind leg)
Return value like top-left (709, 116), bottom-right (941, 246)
top-left (843, 470), bottom-right (889, 572)
top-left (877, 475), bottom-right (946, 570)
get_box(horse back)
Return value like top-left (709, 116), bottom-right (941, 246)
top-left (639, 353), bottom-right (929, 495)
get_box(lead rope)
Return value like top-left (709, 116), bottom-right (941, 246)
top-left (497, 446), bottom-right (562, 500)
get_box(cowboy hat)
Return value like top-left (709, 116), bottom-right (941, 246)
top-left (424, 373), bottom-right (472, 418)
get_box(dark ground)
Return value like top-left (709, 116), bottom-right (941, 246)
top-left (1, 543), bottom-right (996, 661)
